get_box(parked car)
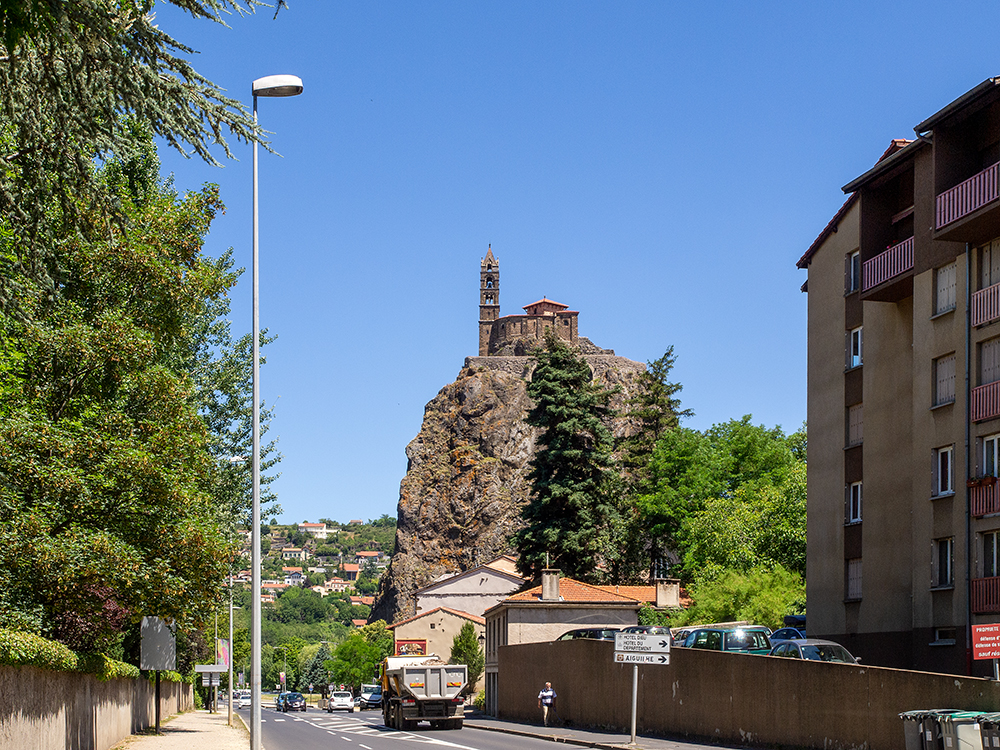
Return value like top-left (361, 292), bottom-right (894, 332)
top-left (282, 692), bottom-right (307, 712)
top-left (620, 625), bottom-right (671, 635)
top-left (678, 626), bottom-right (772, 654)
top-left (769, 639), bottom-right (858, 664)
top-left (327, 691), bottom-right (354, 712)
top-left (769, 627), bottom-right (807, 642)
top-left (555, 627), bottom-right (620, 641)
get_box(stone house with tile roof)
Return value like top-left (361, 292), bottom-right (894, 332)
top-left (388, 606), bottom-right (487, 691)
top-left (414, 556), bottom-right (527, 619)
top-left (482, 570), bottom-right (645, 715)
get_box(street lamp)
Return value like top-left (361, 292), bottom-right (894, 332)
top-left (250, 73), bottom-right (302, 750)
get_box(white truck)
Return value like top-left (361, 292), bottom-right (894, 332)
top-left (381, 655), bottom-right (467, 730)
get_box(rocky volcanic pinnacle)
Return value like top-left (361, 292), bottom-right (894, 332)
top-left (369, 352), bottom-right (646, 625)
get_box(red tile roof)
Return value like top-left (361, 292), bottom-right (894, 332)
top-left (389, 607), bottom-right (486, 629)
top-left (351, 619), bottom-right (368, 627)
top-left (595, 585), bottom-right (656, 603)
top-left (506, 577), bottom-right (639, 604)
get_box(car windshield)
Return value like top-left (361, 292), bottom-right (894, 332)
top-left (288, 693), bottom-right (303, 700)
top-left (333, 692), bottom-right (352, 699)
top-left (800, 644), bottom-right (855, 663)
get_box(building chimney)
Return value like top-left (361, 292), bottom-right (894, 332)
top-left (541, 569), bottom-right (561, 601)
top-left (655, 578), bottom-right (680, 608)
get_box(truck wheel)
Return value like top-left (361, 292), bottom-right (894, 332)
top-left (453, 719), bottom-right (463, 730)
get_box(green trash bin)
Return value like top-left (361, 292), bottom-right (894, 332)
top-left (978, 713), bottom-right (1000, 750)
top-left (939, 711), bottom-right (985, 750)
top-left (902, 710), bottom-right (931, 750)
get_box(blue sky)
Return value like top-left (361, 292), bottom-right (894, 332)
top-left (154, 1), bottom-right (1000, 525)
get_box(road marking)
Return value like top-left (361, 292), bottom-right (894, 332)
top-left (360, 745), bottom-right (372, 749)
top-left (343, 737), bottom-right (353, 742)
top-left (273, 719), bottom-right (285, 722)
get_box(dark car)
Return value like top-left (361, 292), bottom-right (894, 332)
top-left (769, 639), bottom-right (858, 664)
top-left (282, 692), bottom-right (307, 712)
top-left (769, 627), bottom-right (807, 642)
top-left (679, 626), bottom-right (772, 654)
top-left (363, 689), bottom-right (383, 709)
top-left (555, 627), bottom-right (620, 641)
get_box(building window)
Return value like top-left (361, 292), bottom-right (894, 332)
top-left (846, 558), bottom-right (862, 600)
top-left (933, 538), bottom-right (954, 588)
top-left (985, 434), bottom-right (1000, 478)
top-left (982, 241), bottom-right (1000, 290)
top-left (982, 338), bottom-right (1000, 386)
top-left (935, 262), bottom-right (957, 314)
top-left (986, 531), bottom-right (1000, 578)
top-left (846, 482), bottom-right (862, 524)
top-left (934, 446), bottom-right (954, 496)
top-left (935, 354), bottom-right (956, 406)
top-left (847, 403), bottom-right (863, 447)
top-left (846, 250), bottom-right (861, 293)
top-left (847, 327), bottom-right (863, 369)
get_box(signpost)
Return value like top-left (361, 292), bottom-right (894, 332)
top-left (972, 624), bottom-right (1000, 680)
top-left (614, 632), bottom-right (671, 743)
top-left (195, 664), bottom-right (228, 713)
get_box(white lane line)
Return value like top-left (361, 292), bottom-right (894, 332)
top-left (342, 737), bottom-right (353, 742)
top-left (273, 718), bottom-right (285, 722)
top-left (360, 746), bottom-right (372, 749)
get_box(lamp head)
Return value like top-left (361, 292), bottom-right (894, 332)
top-left (252, 74), bottom-right (303, 98)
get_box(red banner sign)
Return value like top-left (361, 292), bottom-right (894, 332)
top-left (972, 624), bottom-right (1000, 660)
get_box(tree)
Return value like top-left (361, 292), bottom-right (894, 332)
top-left (514, 331), bottom-right (613, 582)
top-left (359, 620), bottom-right (394, 661)
top-left (0, 144), bottom-right (244, 651)
top-left (301, 642), bottom-right (332, 696)
top-left (329, 634), bottom-right (380, 693)
top-left (669, 566), bottom-right (805, 631)
top-left (0, 0), bottom-right (270, 307)
top-left (448, 622), bottom-right (484, 694)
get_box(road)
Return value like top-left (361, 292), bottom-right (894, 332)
top-left (240, 705), bottom-right (559, 750)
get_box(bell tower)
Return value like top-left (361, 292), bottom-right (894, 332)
top-left (479, 246), bottom-right (499, 356)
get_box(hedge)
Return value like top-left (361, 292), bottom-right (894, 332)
top-left (0, 629), bottom-right (148, 681)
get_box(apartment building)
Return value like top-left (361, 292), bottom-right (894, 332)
top-left (798, 78), bottom-right (1000, 675)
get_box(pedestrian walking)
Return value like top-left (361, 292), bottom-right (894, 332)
top-left (537, 681), bottom-right (557, 726)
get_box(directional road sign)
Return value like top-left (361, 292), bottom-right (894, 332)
top-left (614, 652), bottom-right (670, 665)
top-left (614, 632), bottom-right (671, 654)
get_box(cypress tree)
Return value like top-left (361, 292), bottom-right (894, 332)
top-left (514, 330), bottom-right (613, 582)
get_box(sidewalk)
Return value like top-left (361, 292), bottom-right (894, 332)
top-left (110, 710), bottom-right (249, 750)
top-left (464, 711), bottom-right (746, 750)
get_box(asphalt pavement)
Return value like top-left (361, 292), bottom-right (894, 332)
top-left (110, 706), bottom-right (745, 750)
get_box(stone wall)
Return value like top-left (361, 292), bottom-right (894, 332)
top-left (498, 638), bottom-right (1000, 750)
top-left (0, 665), bottom-right (193, 750)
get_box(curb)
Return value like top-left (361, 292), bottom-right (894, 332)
top-left (464, 722), bottom-right (634, 750)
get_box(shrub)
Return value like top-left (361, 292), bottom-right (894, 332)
top-left (77, 652), bottom-right (140, 681)
top-left (0, 628), bottom-right (78, 671)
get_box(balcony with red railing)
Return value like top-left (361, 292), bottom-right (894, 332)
top-left (936, 162), bottom-right (1000, 242)
top-left (972, 576), bottom-right (1000, 614)
top-left (970, 478), bottom-right (1000, 516)
top-left (973, 282), bottom-right (1000, 326)
top-left (862, 237), bottom-right (914, 293)
top-left (973, 381), bottom-right (1000, 422)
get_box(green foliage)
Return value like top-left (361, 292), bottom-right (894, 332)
top-left (329, 634), bottom-right (380, 693)
top-left (636, 603), bottom-right (675, 627)
top-left (473, 690), bottom-right (485, 710)
top-left (635, 416), bottom-right (806, 584)
top-left (302, 642), bottom-right (333, 695)
top-left (669, 566), bottom-right (805, 631)
top-left (448, 621), bottom-right (484, 694)
top-left (0, 0), bottom-right (267, 306)
top-left (359, 620), bottom-right (394, 661)
top-left (0, 628), bottom-right (78, 671)
top-left (78, 652), bottom-right (141, 681)
top-left (515, 331), bottom-right (613, 582)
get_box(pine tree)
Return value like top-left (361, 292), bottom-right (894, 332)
top-left (448, 621), bottom-right (484, 695)
top-left (514, 330), bottom-right (613, 582)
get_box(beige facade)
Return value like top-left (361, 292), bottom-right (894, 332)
top-left (415, 561), bottom-right (526, 618)
top-left (389, 607), bottom-right (486, 691)
top-left (800, 79), bottom-right (1000, 675)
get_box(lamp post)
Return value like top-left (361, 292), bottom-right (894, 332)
top-left (250, 73), bottom-right (303, 750)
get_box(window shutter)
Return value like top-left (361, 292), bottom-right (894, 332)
top-left (982, 339), bottom-right (1000, 385)
top-left (845, 253), bottom-right (851, 294)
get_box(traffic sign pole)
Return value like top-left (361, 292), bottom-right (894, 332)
top-left (630, 664), bottom-right (638, 743)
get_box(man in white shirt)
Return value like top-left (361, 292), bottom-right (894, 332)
top-left (537, 682), bottom-right (557, 726)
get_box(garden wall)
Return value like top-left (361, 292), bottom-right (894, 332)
top-left (0, 665), bottom-right (193, 750)
top-left (498, 639), bottom-right (1000, 750)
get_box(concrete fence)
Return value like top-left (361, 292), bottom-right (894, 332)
top-left (498, 639), bottom-right (1000, 750)
top-left (0, 665), bottom-right (193, 750)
